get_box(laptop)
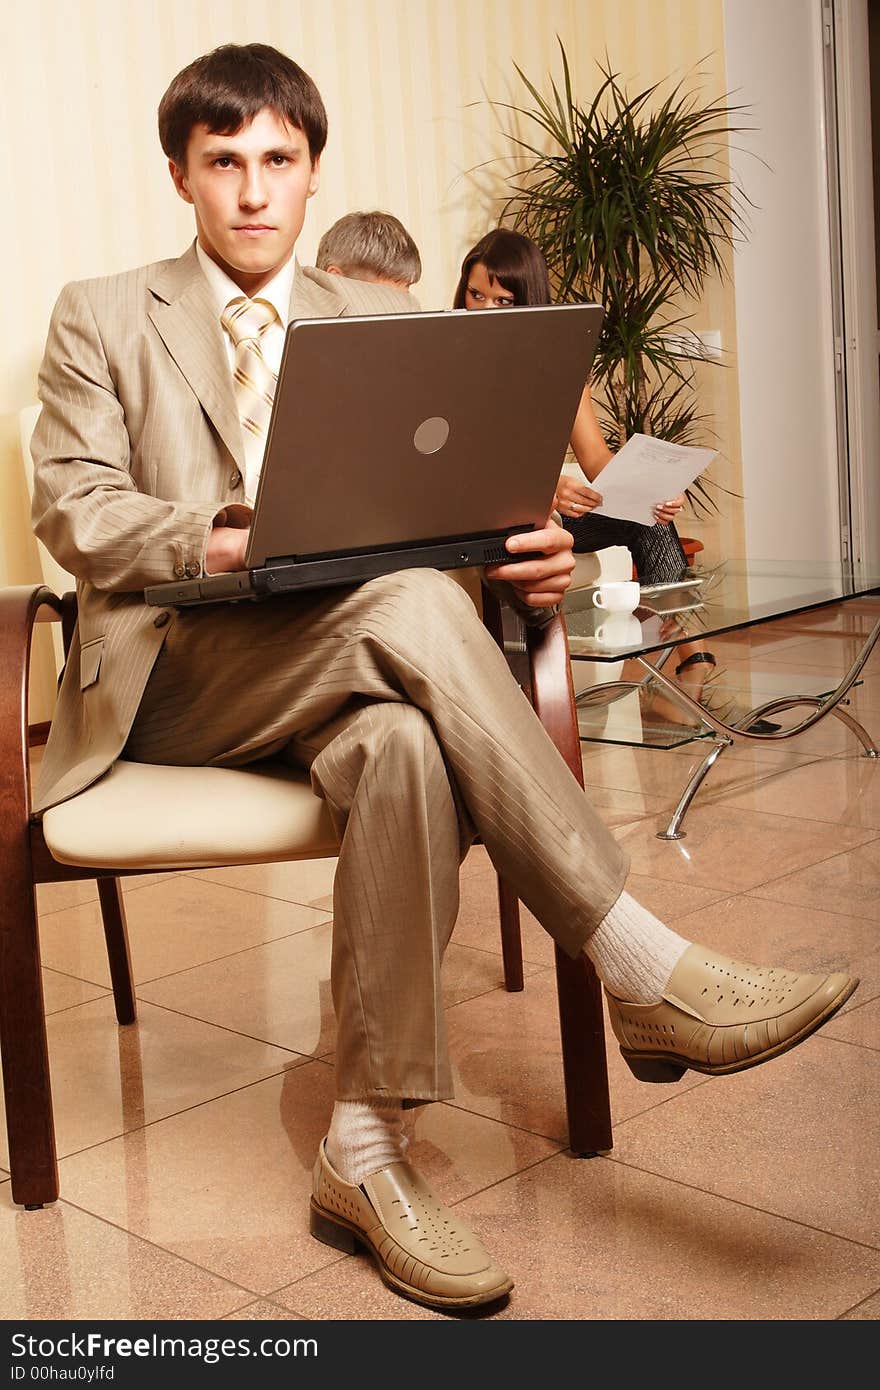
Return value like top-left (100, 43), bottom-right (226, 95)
top-left (144, 302), bottom-right (604, 608)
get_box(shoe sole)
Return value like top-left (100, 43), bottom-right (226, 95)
top-left (309, 1200), bottom-right (514, 1312)
top-left (620, 975), bottom-right (860, 1082)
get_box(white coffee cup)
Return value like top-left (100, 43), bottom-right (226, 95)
top-left (595, 613), bottom-right (642, 647)
top-left (591, 580), bottom-right (640, 615)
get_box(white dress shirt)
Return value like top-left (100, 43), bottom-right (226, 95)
top-left (196, 242), bottom-right (296, 503)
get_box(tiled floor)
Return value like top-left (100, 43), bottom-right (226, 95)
top-left (2, 598), bottom-right (879, 1320)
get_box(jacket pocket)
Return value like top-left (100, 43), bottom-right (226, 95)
top-left (79, 636), bottom-right (105, 689)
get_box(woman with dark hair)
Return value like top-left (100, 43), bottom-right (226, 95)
top-left (453, 228), bottom-right (718, 693)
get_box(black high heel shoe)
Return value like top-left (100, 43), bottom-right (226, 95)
top-left (675, 651), bottom-right (781, 733)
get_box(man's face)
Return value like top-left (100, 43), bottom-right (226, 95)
top-left (170, 106), bottom-right (320, 295)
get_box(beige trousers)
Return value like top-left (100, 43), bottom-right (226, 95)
top-left (126, 569), bottom-right (629, 1101)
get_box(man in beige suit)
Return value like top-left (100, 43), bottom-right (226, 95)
top-left (31, 43), bottom-right (858, 1313)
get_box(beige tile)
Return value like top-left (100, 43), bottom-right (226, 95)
top-left (747, 836), bottom-right (880, 922)
top-left (189, 858), bottom-right (338, 907)
top-left (440, 941), bottom-right (545, 1005)
top-left (138, 924), bottom-right (337, 1057)
top-left (121, 872), bottom-right (181, 892)
top-left (452, 848), bottom-right (724, 974)
top-left (57, 1064), bottom-right (336, 1295)
top-left (277, 1150), bottom-right (880, 1320)
top-left (453, 845), bottom-right (555, 967)
top-left (445, 971), bottom-right (705, 1142)
top-left (136, 922), bottom-right (541, 1060)
top-left (613, 805), bottom-right (875, 892)
top-left (474, 1150), bottom-right (880, 1320)
top-left (610, 1036), bottom-right (880, 1246)
top-left (224, 1298), bottom-right (304, 1319)
top-left (36, 873), bottom-right (180, 917)
top-left (0, 996), bottom-right (303, 1165)
top-left (624, 872), bottom-right (730, 922)
top-left (841, 1290), bottom-right (880, 1318)
top-left (743, 632), bottom-right (876, 671)
top-left (36, 875), bottom-right (331, 987)
top-left (0, 1196), bottom-right (250, 1320)
top-left (851, 675), bottom-right (880, 714)
top-left (57, 1062), bottom-right (555, 1296)
top-left (822, 996), bottom-right (880, 1049)
top-left (582, 743), bottom-right (701, 799)
top-left (670, 894), bottom-right (877, 1011)
top-left (580, 782), bottom-right (669, 827)
top-left (668, 732), bottom-right (824, 768)
top-left (36, 879), bottom-right (99, 915)
top-left (42, 968), bottom-right (109, 1015)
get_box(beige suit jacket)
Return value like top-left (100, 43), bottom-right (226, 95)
top-left (31, 243), bottom-right (418, 812)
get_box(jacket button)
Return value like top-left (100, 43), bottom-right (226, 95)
top-left (153, 611), bottom-right (170, 628)
top-left (185, 562), bottom-right (200, 578)
top-left (173, 564), bottom-right (186, 578)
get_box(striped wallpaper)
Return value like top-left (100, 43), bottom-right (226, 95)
top-left (1, 0), bottom-right (737, 719)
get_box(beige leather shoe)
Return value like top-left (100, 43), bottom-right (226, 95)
top-left (310, 1140), bottom-right (513, 1311)
top-left (605, 945), bottom-right (858, 1082)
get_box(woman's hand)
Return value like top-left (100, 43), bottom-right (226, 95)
top-left (484, 516), bottom-right (575, 608)
top-left (554, 475), bottom-right (603, 519)
top-left (652, 494), bottom-right (686, 525)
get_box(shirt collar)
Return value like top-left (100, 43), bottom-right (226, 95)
top-left (195, 242), bottom-right (297, 327)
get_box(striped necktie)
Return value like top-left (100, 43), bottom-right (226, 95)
top-left (220, 296), bottom-right (278, 446)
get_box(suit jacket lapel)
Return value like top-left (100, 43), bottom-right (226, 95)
top-left (147, 243), bottom-right (245, 469)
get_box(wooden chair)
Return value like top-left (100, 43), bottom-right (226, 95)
top-left (0, 436), bottom-right (612, 1212)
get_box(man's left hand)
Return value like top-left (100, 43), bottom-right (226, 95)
top-left (484, 517), bottom-right (575, 608)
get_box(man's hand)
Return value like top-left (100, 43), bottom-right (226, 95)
top-left (204, 505), bottom-right (253, 575)
top-left (553, 475), bottom-right (603, 519)
top-left (484, 516), bottom-right (575, 608)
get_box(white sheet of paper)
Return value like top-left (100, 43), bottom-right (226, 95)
top-left (591, 434), bottom-right (718, 527)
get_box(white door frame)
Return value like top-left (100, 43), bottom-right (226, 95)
top-left (828, 0), bottom-right (880, 578)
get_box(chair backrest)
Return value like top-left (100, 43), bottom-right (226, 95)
top-left (19, 404), bottom-right (76, 675)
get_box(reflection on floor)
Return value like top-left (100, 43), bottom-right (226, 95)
top-left (2, 599), bottom-right (879, 1320)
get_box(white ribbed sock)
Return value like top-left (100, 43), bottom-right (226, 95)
top-left (584, 890), bottom-right (690, 1003)
top-left (326, 1099), bottom-right (408, 1186)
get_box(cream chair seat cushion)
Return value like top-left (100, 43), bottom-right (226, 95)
top-left (40, 759), bottom-right (338, 869)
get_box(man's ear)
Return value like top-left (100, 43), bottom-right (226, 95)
top-left (308, 156), bottom-right (321, 197)
top-left (325, 265), bottom-right (343, 276)
top-left (169, 159), bottom-right (193, 205)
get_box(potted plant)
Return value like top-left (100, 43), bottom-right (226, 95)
top-left (493, 42), bottom-right (753, 519)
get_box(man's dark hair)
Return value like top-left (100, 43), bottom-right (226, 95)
top-left (158, 42), bottom-right (328, 167)
top-left (452, 228), bottom-right (552, 309)
top-left (316, 211), bottom-right (422, 286)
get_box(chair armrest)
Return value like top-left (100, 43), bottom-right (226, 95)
top-left (525, 611), bottom-right (584, 788)
top-left (0, 586), bottom-right (65, 824)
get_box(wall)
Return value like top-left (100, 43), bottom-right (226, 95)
top-left (0, 0), bottom-right (736, 720)
top-left (723, 0), bottom-right (842, 565)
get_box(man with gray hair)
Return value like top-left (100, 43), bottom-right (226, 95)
top-left (316, 209), bottom-right (421, 290)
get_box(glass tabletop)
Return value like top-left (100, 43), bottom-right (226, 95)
top-left (563, 558), bottom-right (880, 661)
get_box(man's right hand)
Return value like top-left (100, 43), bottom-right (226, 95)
top-left (205, 505), bottom-right (252, 574)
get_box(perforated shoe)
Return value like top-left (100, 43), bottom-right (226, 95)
top-left (309, 1140), bottom-right (513, 1311)
top-left (605, 944), bottom-right (858, 1082)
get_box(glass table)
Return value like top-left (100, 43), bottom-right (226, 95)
top-left (562, 559), bottom-right (880, 839)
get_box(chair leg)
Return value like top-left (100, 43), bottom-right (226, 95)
top-left (479, 583), bottom-right (527, 991)
top-left (496, 875), bottom-right (524, 992)
top-left (526, 611), bottom-right (614, 1155)
top-left (96, 877), bottom-right (137, 1024)
top-left (554, 946), bottom-right (613, 1154)
top-left (0, 878), bottom-right (59, 1207)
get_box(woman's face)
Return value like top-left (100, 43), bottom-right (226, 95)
top-left (463, 261), bottom-right (515, 309)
